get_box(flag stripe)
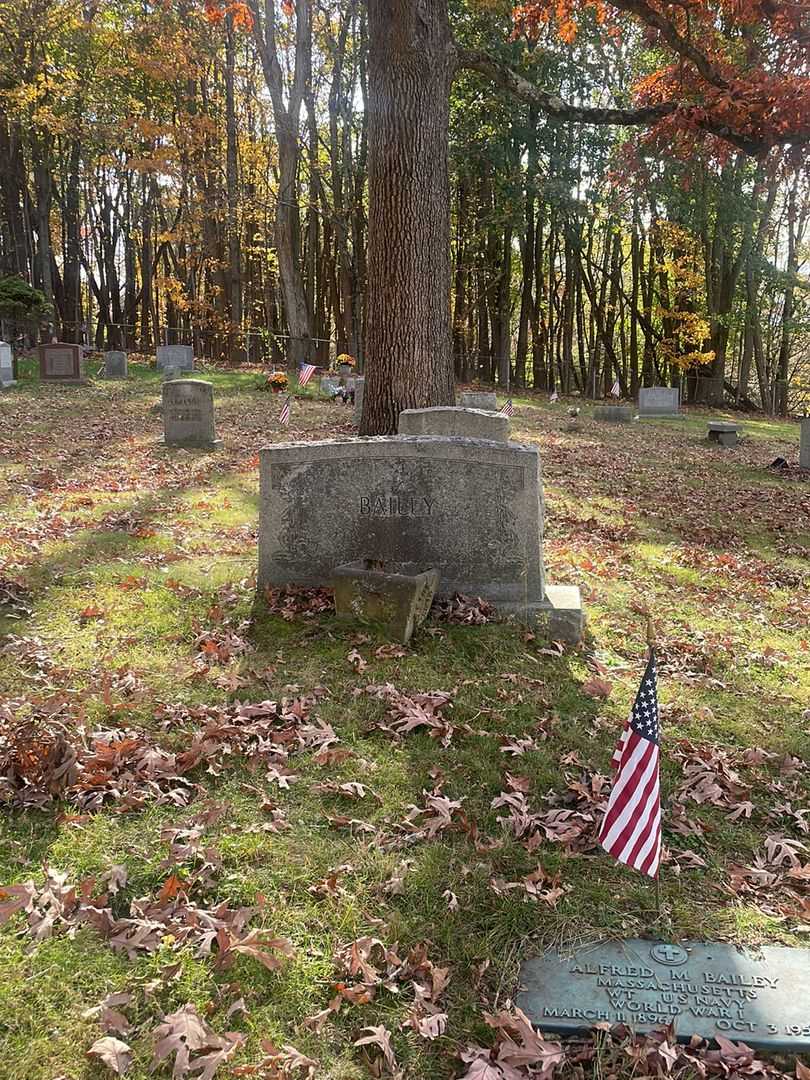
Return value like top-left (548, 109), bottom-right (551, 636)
top-left (599, 650), bottom-right (661, 878)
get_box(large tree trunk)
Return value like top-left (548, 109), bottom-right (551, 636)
top-left (360, 0), bottom-right (455, 435)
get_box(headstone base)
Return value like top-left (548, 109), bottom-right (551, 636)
top-left (522, 584), bottom-right (584, 645)
top-left (160, 437), bottom-right (223, 450)
top-left (333, 560), bottom-right (439, 644)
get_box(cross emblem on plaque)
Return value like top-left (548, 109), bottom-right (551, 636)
top-left (650, 943), bottom-right (688, 966)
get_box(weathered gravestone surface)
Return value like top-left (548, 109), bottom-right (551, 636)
top-left (593, 405), bottom-right (633, 424)
top-left (39, 343), bottom-right (84, 383)
top-left (321, 375), bottom-right (340, 397)
top-left (258, 436), bottom-right (583, 641)
top-left (103, 350), bottom-right (128, 378)
top-left (707, 421), bottom-right (741, 448)
top-left (398, 406), bottom-right (509, 442)
top-left (162, 364), bottom-right (184, 381)
top-left (354, 375), bottom-right (365, 424)
top-left (800, 417), bottom-right (810, 470)
top-left (638, 386), bottom-right (681, 417)
top-left (161, 379), bottom-right (222, 448)
top-left (156, 344), bottom-right (194, 372)
top-left (0, 342), bottom-right (16, 387)
top-left (458, 390), bottom-right (498, 412)
top-left (518, 938), bottom-right (810, 1051)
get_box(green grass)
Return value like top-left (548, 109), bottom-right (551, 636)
top-left (1, 368), bottom-right (809, 1078)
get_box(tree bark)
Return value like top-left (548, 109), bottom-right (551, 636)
top-left (360, 0), bottom-right (456, 434)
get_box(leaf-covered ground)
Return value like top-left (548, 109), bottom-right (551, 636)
top-left (1, 359), bottom-right (809, 1080)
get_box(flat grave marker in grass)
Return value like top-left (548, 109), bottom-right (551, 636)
top-left (518, 938), bottom-right (810, 1051)
top-left (161, 378), bottom-right (222, 449)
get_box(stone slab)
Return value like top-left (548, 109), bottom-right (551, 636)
top-left (39, 343), bottom-right (84, 382)
top-left (104, 350), bottom-right (128, 378)
top-left (458, 391), bottom-right (498, 412)
top-left (799, 417), bottom-right (810, 469)
top-left (530, 584), bottom-right (585, 645)
top-left (398, 406), bottom-right (509, 441)
top-left (639, 386), bottom-right (680, 417)
top-left (321, 375), bottom-right (340, 396)
top-left (518, 938), bottom-right (810, 1051)
top-left (156, 344), bottom-right (194, 372)
top-left (593, 405), bottom-right (633, 424)
top-left (354, 375), bottom-right (365, 424)
top-left (161, 379), bottom-right (221, 448)
top-left (258, 436), bottom-right (544, 609)
top-left (0, 342), bottom-right (16, 387)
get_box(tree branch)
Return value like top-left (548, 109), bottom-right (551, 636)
top-left (455, 48), bottom-right (797, 157)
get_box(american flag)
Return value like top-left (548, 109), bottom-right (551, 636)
top-left (598, 651), bottom-right (662, 878)
top-left (298, 363), bottom-right (317, 387)
top-left (611, 379), bottom-right (621, 398)
top-left (499, 398), bottom-right (515, 417)
top-left (279, 394), bottom-right (292, 427)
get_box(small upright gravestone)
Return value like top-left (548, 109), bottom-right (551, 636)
top-left (638, 386), bottom-right (680, 417)
top-left (161, 379), bottom-right (222, 449)
top-left (398, 406), bottom-right (509, 442)
top-left (458, 390), bottom-right (497, 412)
top-left (800, 417), bottom-right (810, 470)
top-left (103, 350), bottom-right (128, 378)
top-left (707, 421), bottom-right (741, 448)
top-left (39, 343), bottom-right (85, 383)
top-left (0, 342), bottom-right (16, 387)
top-left (156, 344), bottom-right (194, 372)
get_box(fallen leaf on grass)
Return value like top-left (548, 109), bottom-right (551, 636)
top-left (354, 1024), bottom-right (399, 1075)
top-left (87, 1036), bottom-right (132, 1075)
top-left (581, 676), bottom-right (613, 699)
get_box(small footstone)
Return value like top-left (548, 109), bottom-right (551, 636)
top-left (332, 560), bottom-right (439, 644)
top-left (517, 938), bottom-right (810, 1051)
top-left (398, 406), bottom-right (509, 441)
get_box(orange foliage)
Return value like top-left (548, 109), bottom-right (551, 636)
top-left (204, 0), bottom-right (253, 30)
top-left (513, 0), bottom-right (810, 160)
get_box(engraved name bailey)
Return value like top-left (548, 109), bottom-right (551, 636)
top-left (359, 495), bottom-right (435, 517)
top-left (518, 941), bottom-right (810, 1048)
top-left (543, 961), bottom-right (783, 1034)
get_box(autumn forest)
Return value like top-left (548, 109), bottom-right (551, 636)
top-left (0, 0), bottom-right (808, 422)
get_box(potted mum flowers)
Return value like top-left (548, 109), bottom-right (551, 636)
top-left (336, 353), bottom-right (356, 378)
top-left (266, 370), bottom-right (288, 393)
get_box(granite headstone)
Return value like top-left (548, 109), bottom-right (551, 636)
top-left (800, 417), bottom-right (810, 470)
top-left (39, 343), bottom-right (84, 383)
top-left (518, 938), bottom-right (810, 1051)
top-left (161, 379), bottom-right (221, 448)
top-left (156, 344), bottom-right (194, 372)
top-left (104, 350), bottom-right (128, 378)
top-left (638, 386), bottom-right (680, 417)
top-left (258, 436), bottom-right (583, 641)
top-left (458, 390), bottom-right (498, 412)
top-left (707, 421), bottom-right (741, 448)
top-left (398, 406), bottom-right (509, 441)
top-left (0, 342), bottom-right (16, 387)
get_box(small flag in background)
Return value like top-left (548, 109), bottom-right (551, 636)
top-left (550, 390), bottom-right (559, 403)
top-left (499, 398), bottom-right (515, 417)
top-left (611, 379), bottom-right (621, 398)
top-left (279, 394), bottom-right (292, 427)
top-left (298, 363), bottom-right (317, 387)
top-left (598, 650), bottom-right (662, 878)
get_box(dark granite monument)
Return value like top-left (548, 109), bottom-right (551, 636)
top-left (39, 343), bottom-right (84, 383)
top-left (518, 938), bottom-right (810, 1051)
